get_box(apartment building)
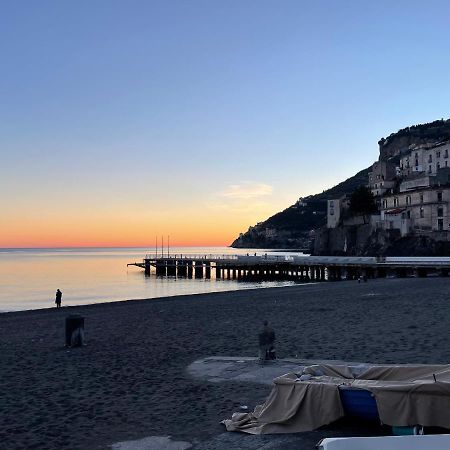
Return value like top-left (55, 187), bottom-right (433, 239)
top-left (368, 161), bottom-right (397, 197)
top-left (399, 142), bottom-right (450, 177)
top-left (380, 187), bottom-right (450, 233)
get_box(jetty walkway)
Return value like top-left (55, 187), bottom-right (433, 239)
top-left (127, 254), bottom-right (450, 281)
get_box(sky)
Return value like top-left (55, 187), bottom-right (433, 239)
top-left (1, 0), bottom-right (450, 247)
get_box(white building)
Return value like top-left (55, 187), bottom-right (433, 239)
top-left (399, 142), bottom-right (450, 177)
top-left (380, 187), bottom-right (450, 233)
top-left (327, 197), bottom-right (350, 228)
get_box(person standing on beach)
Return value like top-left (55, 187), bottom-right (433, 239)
top-left (258, 320), bottom-right (276, 363)
top-left (55, 289), bottom-right (62, 308)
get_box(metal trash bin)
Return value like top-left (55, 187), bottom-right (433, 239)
top-left (65, 315), bottom-right (85, 347)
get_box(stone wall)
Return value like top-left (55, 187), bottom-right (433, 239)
top-left (313, 224), bottom-right (373, 255)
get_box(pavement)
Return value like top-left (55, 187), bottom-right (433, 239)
top-left (186, 356), bottom-right (366, 385)
top-left (111, 357), bottom-right (381, 450)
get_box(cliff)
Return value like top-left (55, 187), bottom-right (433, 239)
top-left (231, 118), bottom-right (450, 252)
top-left (230, 167), bottom-right (370, 249)
top-left (379, 119), bottom-right (450, 161)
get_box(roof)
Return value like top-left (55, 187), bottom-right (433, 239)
top-left (385, 208), bottom-right (405, 215)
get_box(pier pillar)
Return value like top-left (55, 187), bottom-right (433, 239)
top-left (417, 268), bottom-right (427, 278)
top-left (304, 267), bottom-right (310, 281)
top-left (205, 261), bottom-right (211, 279)
top-left (176, 260), bottom-right (187, 277)
top-left (315, 267), bottom-right (321, 280)
top-left (320, 267), bottom-right (325, 281)
top-left (227, 268), bottom-right (231, 279)
top-left (327, 267), bottom-right (334, 281)
top-left (156, 261), bottom-right (167, 276)
top-left (216, 267), bottom-right (221, 279)
top-left (187, 260), bottom-right (193, 278)
top-left (167, 260), bottom-right (176, 276)
top-left (194, 261), bottom-right (203, 278)
top-left (144, 259), bottom-right (150, 276)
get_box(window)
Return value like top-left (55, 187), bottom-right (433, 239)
top-left (438, 219), bottom-right (444, 231)
top-left (415, 152), bottom-right (418, 158)
top-left (437, 162), bottom-right (441, 170)
top-left (407, 210), bottom-right (411, 219)
top-left (438, 207), bottom-right (444, 217)
top-left (415, 159), bottom-right (419, 167)
top-left (394, 198), bottom-right (398, 207)
top-left (429, 155), bottom-right (432, 163)
top-left (446, 161), bottom-right (448, 167)
top-left (420, 207), bottom-right (424, 218)
top-left (438, 192), bottom-right (443, 202)
top-left (382, 200), bottom-right (387, 208)
top-left (429, 165), bottom-right (432, 173)
top-left (437, 151), bottom-right (441, 158)
top-left (406, 196), bottom-right (411, 205)
top-left (445, 149), bottom-right (449, 158)
top-left (420, 193), bottom-right (424, 203)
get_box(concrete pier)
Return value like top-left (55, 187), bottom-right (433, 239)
top-left (128, 255), bottom-right (450, 284)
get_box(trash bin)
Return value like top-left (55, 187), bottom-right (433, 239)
top-left (65, 315), bottom-right (85, 347)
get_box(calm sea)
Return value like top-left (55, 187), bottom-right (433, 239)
top-left (0, 247), bottom-right (307, 312)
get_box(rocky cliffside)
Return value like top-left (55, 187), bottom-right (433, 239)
top-left (231, 119), bottom-right (450, 253)
top-left (231, 167), bottom-right (370, 250)
top-left (379, 119), bottom-right (450, 161)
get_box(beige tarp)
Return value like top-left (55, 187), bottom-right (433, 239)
top-left (222, 364), bottom-right (450, 434)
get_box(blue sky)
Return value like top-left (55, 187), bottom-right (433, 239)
top-left (1, 0), bottom-right (450, 246)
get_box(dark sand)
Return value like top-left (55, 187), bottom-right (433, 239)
top-left (2, 277), bottom-right (450, 449)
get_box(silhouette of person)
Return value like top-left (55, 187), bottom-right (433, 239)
top-left (55, 289), bottom-right (62, 308)
top-left (258, 320), bottom-right (276, 364)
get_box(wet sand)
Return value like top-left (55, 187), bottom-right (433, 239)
top-left (2, 277), bottom-right (450, 449)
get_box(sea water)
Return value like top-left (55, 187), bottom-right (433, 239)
top-left (0, 247), bottom-right (306, 312)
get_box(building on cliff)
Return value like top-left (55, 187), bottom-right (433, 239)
top-left (368, 161), bottom-right (397, 197)
top-left (367, 142), bottom-right (450, 240)
top-left (327, 196), bottom-right (350, 228)
top-left (326, 141), bottom-right (450, 242)
top-left (399, 142), bottom-right (450, 177)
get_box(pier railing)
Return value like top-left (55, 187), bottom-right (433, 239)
top-left (143, 253), bottom-right (289, 261)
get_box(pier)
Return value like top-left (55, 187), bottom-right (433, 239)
top-left (127, 254), bottom-right (450, 281)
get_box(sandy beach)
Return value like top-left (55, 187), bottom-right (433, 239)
top-left (2, 277), bottom-right (450, 449)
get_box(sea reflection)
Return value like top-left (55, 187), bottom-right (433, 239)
top-left (0, 247), bottom-right (307, 312)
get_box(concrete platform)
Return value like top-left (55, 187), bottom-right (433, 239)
top-left (187, 356), bottom-right (365, 385)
